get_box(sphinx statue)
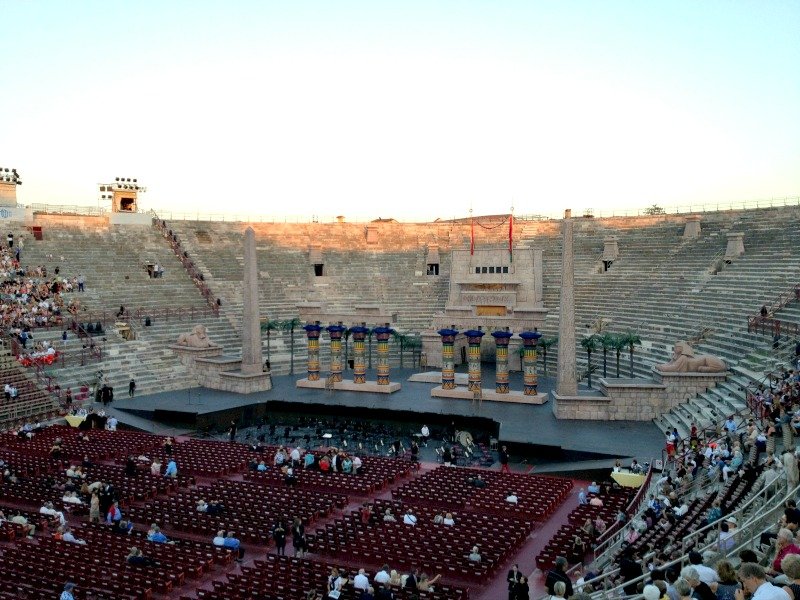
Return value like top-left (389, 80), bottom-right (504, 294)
top-left (657, 341), bottom-right (726, 373)
top-left (176, 324), bottom-right (215, 348)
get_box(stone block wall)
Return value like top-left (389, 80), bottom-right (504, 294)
top-left (553, 370), bottom-right (728, 421)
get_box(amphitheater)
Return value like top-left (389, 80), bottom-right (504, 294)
top-left (1, 197), bottom-right (799, 600)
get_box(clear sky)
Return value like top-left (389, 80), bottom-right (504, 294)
top-left (1, 0), bottom-right (798, 221)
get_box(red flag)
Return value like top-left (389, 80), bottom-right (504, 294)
top-left (508, 213), bottom-right (514, 262)
top-left (470, 215), bottom-right (475, 255)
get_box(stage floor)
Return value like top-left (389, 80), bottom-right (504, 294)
top-left (111, 367), bottom-right (665, 460)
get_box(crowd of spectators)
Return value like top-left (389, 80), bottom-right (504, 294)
top-left (0, 238), bottom-right (83, 333)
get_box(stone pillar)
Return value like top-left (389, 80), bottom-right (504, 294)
top-left (303, 323), bottom-right (323, 381)
top-left (350, 325), bottom-right (369, 384)
top-left (533, 248), bottom-right (543, 306)
top-left (241, 227), bottom-right (263, 375)
top-left (464, 329), bottom-right (485, 391)
top-left (437, 328), bottom-right (459, 389)
top-left (557, 209), bottom-right (578, 396)
top-left (373, 324), bottom-right (394, 385)
top-left (683, 215), bottom-right (701, 239)
top-left (602, 236), bottom-right (619, 261)
top-left (326, 324), bottom-right (346, 382)
top-left (492, 330), bottom-right (513, 394)
top-left (520, 330), bottom-right (542, 395)
top-left (725, 232), bottom-right (745, 259)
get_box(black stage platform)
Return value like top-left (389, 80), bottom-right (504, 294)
top-left (112, 367), bottom-right (665, 461)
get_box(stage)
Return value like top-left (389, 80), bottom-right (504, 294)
top-left (107, 367), bottom-right (665, 461)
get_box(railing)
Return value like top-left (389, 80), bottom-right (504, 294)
top-left (27, 203), bottom-right (106, 217)
top-left (151, 215), bottom-right (221, 314)
top-left (69, 305), bottom-right (218, 328)
top-left (588, 462), bottom-right (657, 567)
top-left (747, 316), bottom-right (800, 338)
top-left (587, 476), bottom-right (793, 598)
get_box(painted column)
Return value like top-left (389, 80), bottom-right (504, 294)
top-left (373, 325), bottom-right (394, 385)
top-left (303, 323), bottom-right (323, 381)
top-left (350, 325), bottom-right (370, 384)
top-left (464, 329), bottom-right (485, 392)
top-left (519, 330), bottom-right (543, 395)
top-left (492, 330), bottom-right (513, 394)
top-left (437, 328), bottom-right (459, 390)
top-left (326, 324), bottom-right (346, 382)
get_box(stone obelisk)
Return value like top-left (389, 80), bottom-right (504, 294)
top-left (556, 209), bottom-right (577, 396)
top-left (241, 227), bottom-right (263, 375)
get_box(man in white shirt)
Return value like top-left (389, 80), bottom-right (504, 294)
top-left (290, 446), bottom-right (301, 467)
top-left (421, 425), bottom-right (430, 446)
top-left (506, 492), bottom-right (518, 504)
top-left (40, 502), bottom-right (66, 526)
top-left (212, 530), bottom-right (225, 546)
top-left (63, 527), bottom-right (87, 545)
top-left (107, 417), bottom-right (118, 431)
top-left (688, 551), bottom-right (719, 585)
top-left (737, 562), bottom-right (790, 600)
top-left (403, 509), bottom-right (418, 525)
top-left (374, 565), bottom-right (391, 585)
top-left (353, 569), bottom-right (369, 592)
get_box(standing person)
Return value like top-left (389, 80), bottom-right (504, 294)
top-left (421, 424), bottom-right (430, 446)
top-left (7, 232), bottom-right (13, 248)
top-left (62, 330), bottom-right (68, 347)
top-left (228, 420), bottom-right (237, 442)
top-left (292, 517), bottom-right (307, 558)
top-left (514, 575), bottom-right (530, 600)
top-left (77, 274), bottom-right (85, 292)
top-left (499, 445), bottom-right (511, 473)
top-left (272, 520), bottom-right (287, 556)
top-left (507, 564), bottom-right (522, 600)
top-left (128, 379), bottom-right (136, 398)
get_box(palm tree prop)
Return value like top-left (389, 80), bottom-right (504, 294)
top-left (391, 331), bottom-right (408, 369)
top-left (281, 317), bottom-right (302, 375)
top-left (259, 319), bottom-right (282, 368)
top-left (621, 332), bottom-right (642, 378)
top-left (580, 335), bottom-right (598, 388)
top-left (538, 337), bottom-right (558, 377)
top-left (610, 334), bottom-right (626, 377)
top-left (598, 332), bottom-right (615, 378)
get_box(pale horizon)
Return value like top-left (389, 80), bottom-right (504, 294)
top-left (1, 0), bottom-right (798, 222)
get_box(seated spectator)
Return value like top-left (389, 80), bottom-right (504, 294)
top-left (164, 459), bottom-right (178, 478)
top-left (589, 496), bottom-right (604, 507)
top-left (304, 452), bottom-right (316, 469)
top-left (383, 508), bottom-right (396, 523)
top-left (403, 509), bottom-right (418, 526)
top-left (257, 460), bottom-right (267, 471)
top-left (587, 481), bottom-right (601, 494)
top-left (111, 520), bottom-right (134, 535)
top-left (578, 488), bottom-right (588, 505)
top-left (196, 499), bottom-right (208, 513)
top-left (432, 512), bottom-right (444, 524)
top-left (506, 491), bottom-right (518, 504)
top-left (62, 526), bottom-right (87, 545)
top-left (212, 530), bottom-right (226, 546)
top-left (40, 502), bottom-right (66, 526)
top-left (688, 551), bottom-right (719, 584)
top-left (127, 546), bottom-right (158, 567)
top-left (772, 529), bottom-right (800, 575)
top-left (468, 545), bottom-right (481, 562)
top-left (417, 573), bottom-right (442, 592)
top-left (443, 512), bottom-right (455, 526)
top-left (147, 524), bottom-right (170, 544)
top-left (224, 531), bottom-right (245, 562)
